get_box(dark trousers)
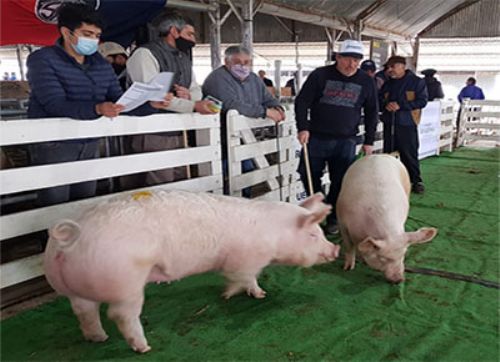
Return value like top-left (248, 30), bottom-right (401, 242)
top-left (383, 122), bottom-right (422, 184)
top-left (298, 136), bottom-right (356, 224)
top-left (222, 158), bottom-right (254, 198)
top-left (29, 140), bottom-right (100, 206)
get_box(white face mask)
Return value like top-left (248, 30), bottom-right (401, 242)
top-left (230, 64), bottom-right (251, 80)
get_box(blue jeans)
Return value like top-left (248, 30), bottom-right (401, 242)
top-left (298, 136), bottom-right (356, 224)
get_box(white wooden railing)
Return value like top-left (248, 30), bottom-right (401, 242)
top-left (457, 99), bottom-right (500, 147)
top-left (226, 109), bottom-right (299, 202)
top-left (439, 100), bottom-right (455, 153)
top-left (0, 113), bottom-right (222, 289)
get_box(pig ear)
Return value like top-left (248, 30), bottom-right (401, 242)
top-left (406, 227), bottom-right (437, 245)
top-left (299, 193), bottom-right (325, 211)
top-left (299, 202), bottom-right (331, 227)
top-left (358, 237), bottom-right (385, 254)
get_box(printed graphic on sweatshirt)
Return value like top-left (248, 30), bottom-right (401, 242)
top-left (320, 80), bottom-right (362, 108)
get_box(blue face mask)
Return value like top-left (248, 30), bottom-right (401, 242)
top-left (71, 35), bottom-right (99, 56)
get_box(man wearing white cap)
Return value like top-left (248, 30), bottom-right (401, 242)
top-left (295, 39), bottom-right (379, 235)
top-left (99, 42), bottom-right (128, 90)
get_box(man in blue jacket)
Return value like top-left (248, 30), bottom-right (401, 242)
top-left (27, 3), bottom-right (169, 206)
top-left (295, 39), bottom-right (379, 234)
top-left (458, 77), bottom-right (485, 103)
top-left (380, 56), bottom-right (428, 194)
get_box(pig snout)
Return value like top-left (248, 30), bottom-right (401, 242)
top-left (319, 243), bottom-right (340, 263)
top-left (385, 270), bottom-right (405, 284)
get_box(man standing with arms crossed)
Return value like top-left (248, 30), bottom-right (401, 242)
top-left (295, 40), bottom-right (379, 234)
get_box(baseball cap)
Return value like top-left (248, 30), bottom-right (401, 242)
top-left (421, 68), bottom-right (437, 76)
top-left (361, 59), bottom-right (376, 72)
top-left (99, 42), bottom-right (128, 58)
top-left (385, 55), bottom-right (406, 67)
top-left (338, 40), bottom-right (364, 59)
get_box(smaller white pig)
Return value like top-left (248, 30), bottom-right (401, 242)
top-left (336, 155), bottom-right (437, 283)
top-left (44, 191), bottom-right (339, 353)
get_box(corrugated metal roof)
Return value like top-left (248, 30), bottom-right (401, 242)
top-left (254, 0), bottom-right (498, 39)
top-left (422, 0), bottom-right (500, 38)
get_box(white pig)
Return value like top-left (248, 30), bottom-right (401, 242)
top-left (44, 191), bottom-right (339, 353)
top-left (336, 155), bottom-right (437, 283)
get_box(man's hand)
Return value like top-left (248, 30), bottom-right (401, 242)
top-left (194, 100), bottom-right (218, 114)
top-left (362, 144), bottom-right (373, 155)
top-left (297, 130), bottom-right (310, 145)
top-left (174, 84), bottom-right (191, 100)
top-left (150, 92), bottom-right (174, 110)
top-left (266, 107), bottom-right (285, 122)
top-left (96, 102), bottom-right (124, 117)
top-left (274, 107), bottom-right (286, 121)
top-left (385, 101), bottom-right (400, 112)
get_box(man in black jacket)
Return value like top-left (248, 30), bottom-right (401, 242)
top-left (380, 56), bottom-right (428, 194)
top-left (421, 68), bottom-right (444, 101)
top-left (295, 39), bottom-right (379, 234)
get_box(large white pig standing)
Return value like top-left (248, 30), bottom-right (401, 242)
top-left (44, 191), bottom-right (339, 353)
top-left (336, 155), bottom-right (437, 283)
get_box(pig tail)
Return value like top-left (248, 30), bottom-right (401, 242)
top-left (49, 220), bottom-right (81, 250)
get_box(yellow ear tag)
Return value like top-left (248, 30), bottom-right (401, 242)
top-left (132, 191), bottom-right (153, 201)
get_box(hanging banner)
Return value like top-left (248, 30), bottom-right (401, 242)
top-left (369, 40), bottom-right (391, 70)
top-left (418, 101), bottom-right (442, 159)
top-left (0, 0), bottom-right (166, 47)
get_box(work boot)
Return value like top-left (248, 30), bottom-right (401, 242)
top-left (412, 182), bottom-right (425, 194)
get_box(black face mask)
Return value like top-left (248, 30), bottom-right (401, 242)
top-left (112, 63), bottom-right (126, 75)
top-left (175, 36), bottom-right (195, 54)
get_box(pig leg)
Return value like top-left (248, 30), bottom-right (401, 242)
top-left (222, 271), bottom-right (266, 299)
top-left (69, 296), bottom-right (108, 342)
top-left (340, 224), bottom-right (356, 270)
top-left (107, 293), bottom-right (150, 353)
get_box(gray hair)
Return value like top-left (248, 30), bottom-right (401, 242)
top-left (152, 11), bottom-right (192, 37)
top-left (224, 45), bottom-right (251, 61)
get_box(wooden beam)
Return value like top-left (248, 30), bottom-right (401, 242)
top-left (356, 0), bottom-right (389, 22)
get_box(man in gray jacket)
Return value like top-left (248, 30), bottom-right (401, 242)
top-left (202, 45), bottom-right (284, 122)
top-left (202, 45), bottom-right (285, 196)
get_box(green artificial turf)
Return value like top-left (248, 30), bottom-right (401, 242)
top-left (1, 147), bottom-right (499, 361)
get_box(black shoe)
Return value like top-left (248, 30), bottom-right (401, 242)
top-left (412, 182), bottom-right (425, 194)
top-left (325, 222), bottom-right (339, 235)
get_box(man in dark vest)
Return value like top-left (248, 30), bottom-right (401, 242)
top-left (126, 11), bottom-right (216, 186)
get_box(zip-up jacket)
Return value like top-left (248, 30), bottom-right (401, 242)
top-left (380, 70), bottom-right (428, 126)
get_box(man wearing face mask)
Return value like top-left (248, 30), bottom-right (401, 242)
top-left (99, 41), bottom-right (129, 91)
top-left (202, 45), bottom-right (285, 197)
top-left (125, 11), bottom-right (216, 187)
top-left (295, 40), bottom-right (379, 235)
top-left (26, 3), bottom-right (171, 206)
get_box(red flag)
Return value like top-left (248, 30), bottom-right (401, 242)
top-left (1, 0), bottom-right (60, 46)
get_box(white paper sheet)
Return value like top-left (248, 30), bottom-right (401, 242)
top-left (117, 72), bottom-right (174, 112)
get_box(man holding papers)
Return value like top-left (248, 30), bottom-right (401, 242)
top-left (126, 10), bottom-right (216, 186)
top-left (26, 3), bottom-right (171, 206)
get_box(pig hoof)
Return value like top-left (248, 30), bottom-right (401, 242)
top-left (247, 288), bottom-right (267, 299)
top-left (133, 345), bottom-right (151, 354)
top-left (84, 333), bottom-right (109, 343)
top-left (130, 341), bottom-right (151, 353)
top-left (222, 291), bottom-right (236, 300)
top-left (343, 261), bottom-right (355, 271)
